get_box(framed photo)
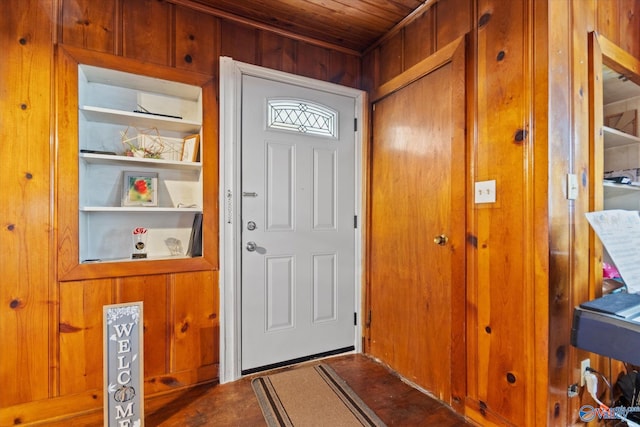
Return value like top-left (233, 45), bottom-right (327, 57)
top-left (181, 134), bottom-right (200, 162)
top-left (122, 171), bottom-right (158, 206)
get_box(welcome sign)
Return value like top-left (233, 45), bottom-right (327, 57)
top-left (104, 302), bottom-right (144, 426)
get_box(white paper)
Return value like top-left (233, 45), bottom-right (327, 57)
top-left (586, 210), bottom-right (640, 293)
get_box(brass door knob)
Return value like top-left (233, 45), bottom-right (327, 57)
top-left (434, 234), bottom-right (448, 246)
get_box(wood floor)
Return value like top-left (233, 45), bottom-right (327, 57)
top-left (51, 354), bottom-right (473, 426)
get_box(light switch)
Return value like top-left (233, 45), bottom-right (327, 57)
top-left (567, 173), bottom-right (578, 200)
top-left (475, 180), bottom-right (496, 203)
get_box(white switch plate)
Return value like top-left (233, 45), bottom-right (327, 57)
top-left (475, 180), bottom-right (496, 204)
top-left (567, 173), bottom-right (578, 200)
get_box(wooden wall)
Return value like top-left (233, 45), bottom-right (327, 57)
top-left (362, 0), bottom-right (640, 426)
top-left (547, 1), bottom-right (640, 426)
top-left (0, 0), bottom-right (360, 424)
top-left (1, 0), bottom-right (639, 425)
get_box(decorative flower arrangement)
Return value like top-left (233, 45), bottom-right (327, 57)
top-left (120, 126), bottom-right (176, 159)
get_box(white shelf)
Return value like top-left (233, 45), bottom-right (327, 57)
top-left (80, 152), bottom-right (202, 170)
top-left (604, 126), bottom-right (640, 148)
top-left (77, 64), bottom-right (204, 263)
top-left (604, 180), bottom-right (640, 196)
top-left (80, 105), bottom-right (201, 133)
top-left (80, 206), bottom-right (201, 212)
top-left (81, 254), bottom-right (194, 264)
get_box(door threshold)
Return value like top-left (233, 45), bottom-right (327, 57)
top-left (241, 346), bottom-right (355, 376)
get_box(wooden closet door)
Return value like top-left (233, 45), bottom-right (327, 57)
top-left (368, 41), bottom-right (466, 407)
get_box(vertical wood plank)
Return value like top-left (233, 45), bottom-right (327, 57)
top-left (220, 20), bottom-right (258, 64)
top-left (59, 279), bottom-right (114, 395)
top-left (175, 5), bottom-right (217, 75)
top-left (471, 0), bottom-right (530, 424)
top-left (435, 0), bottom-right (472, 50)
top-left (172, 271), bottom-right (218, 372)
top-left (360, 49), bottom-right (379, 94)
top-left (0, 0), bottom-right (54, 407)
top-left (60, 0), bottom-right (117, 53)
top-left (597, 0), bottom-right (621, 46)
top-left (620, 0), bottom-right (640, 58)
top-left (546, 0), bottom-right (573, 423)
top-left (378, 31), bottom-right (403, 84)
top-left (259, 30), bottom-right (296, 73)
top-left (328, 50), bottom-right (360, 88)
top-left (296, 41), bottom-right (329, 81)
top-left (569, 1), bottom-right (599, 424)
top-left (118, 275), bottom-right (169, 379)
top-left (122, 0), bottom-right (171, 65)
top-left (404, 7), bottom-right (435, 70)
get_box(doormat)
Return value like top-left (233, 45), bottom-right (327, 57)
top-left (251, 363), bottom-right (386, 427)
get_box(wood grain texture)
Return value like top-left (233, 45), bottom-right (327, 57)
top-left (219, 20), bottom-right (258, 64)
top-left (0, 0), bottom-right (54, 407)
top-left (368, 38), bottom-right (466, 409)
top-left (435, 0), bottom-right (472, 51)
top-left (4, 0), bottom-right (640, 424)
top-left (175, 5), bottom-right (218, 74)
top-left (184, 0), bottom-right (424, 52)
top-left (59, 279), bottom-right (114, 395)
top-left (122, 0), bottom-right (172, 65)
top-left (60, 0), bottom-right (117, 54)
top-left (118, 275), bottom-right (170, 378)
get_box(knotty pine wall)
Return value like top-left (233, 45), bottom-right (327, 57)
top-left (362, 0), bottom-right (639, 426)
top-left (1, 0), bottom-right (639, 425)
top-left (1, 0), bottom-right (360, 425)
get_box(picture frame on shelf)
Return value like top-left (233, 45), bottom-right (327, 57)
top-left (181, 134), bottom-right (200, 162)
top-left (122, 171), bottom-right (158, 206)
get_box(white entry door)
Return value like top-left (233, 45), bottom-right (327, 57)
top-left (240, 74), bottom-right (357, 372)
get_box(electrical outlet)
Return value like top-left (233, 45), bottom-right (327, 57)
top-left (580, 358), bottom-right (591, 386)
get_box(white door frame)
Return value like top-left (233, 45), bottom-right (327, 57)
top-left (219, 57), bottom-right (366, 383)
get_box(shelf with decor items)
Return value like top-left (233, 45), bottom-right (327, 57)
top-left (57, 45), bottom-right (217, 281)
top-left (601, 70), bottom-right (640, 209)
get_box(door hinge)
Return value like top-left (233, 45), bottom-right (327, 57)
top-left (354, 312), bottom-right (357, 326)
top-left (354, 215), bottom-right (358, 229)
top-left (354, 118), bottom-right (358, 132)
top-left (366, 310), bottom-right (371, 327)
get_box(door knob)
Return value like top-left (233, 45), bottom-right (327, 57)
top-left (434, 234), bottom-right (448, 246)
top-left (246, 241), bottom-right (257, 252)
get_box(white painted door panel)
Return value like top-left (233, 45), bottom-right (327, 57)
top-left (241, 75), bottom-right (356, 371)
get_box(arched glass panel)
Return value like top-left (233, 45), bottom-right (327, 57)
top-left (267, 99), bottom-right (338, 138)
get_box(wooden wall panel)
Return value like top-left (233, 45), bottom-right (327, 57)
top-left (122, 0), bottom-right (172, 65)
top-left (59, 279), bottom-right (113, 395)
top-left (379, 31), bottom-right (403, 84)
top-left (118, 275), bottom-right (170, 378)
top-left (175, 5), bottom-right (218, 74)
top-left (219, 20), bottom-right (258, 64)
top-left (60, 0), bottom-right (117, 54)
top-left (597, 0), bottom-right (620, 44)
top-left (172, 271), bottom-right (218, 373)
top-left (296, 41), bottom-right (330, 81)
top-left (404, 7), bottom-right (435, 70)
top-left (329, 50), bottom-right (361, 87)
top-left (0, 0), bottom-right (54, 407)
top-left (259, 30), bottom-right (296, 74)
top-left (546, 0), bottom-right (574, 424)
top-left (435, 0), bottom-right (473, 50)
top-left (620, 0), bottom-right (640, 58)
top-left (597, 0), bottom-right (640, 59)
top-left (470, 1), bottom-right (531, 423)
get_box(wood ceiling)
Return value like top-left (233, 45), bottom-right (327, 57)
top-left (183, 0), bottom-right (433, 53)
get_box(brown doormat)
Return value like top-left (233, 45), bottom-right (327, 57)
top-left (251, 363), bottom-right (387, 426)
